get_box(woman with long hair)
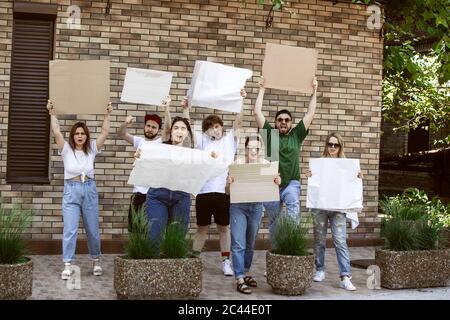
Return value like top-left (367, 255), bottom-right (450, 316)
top-left (47, 100), bottom-right (112, 280)
top-left (307, 132), bottom-right (362, 291)
top-left (144, 116), bottom-right (196, 249)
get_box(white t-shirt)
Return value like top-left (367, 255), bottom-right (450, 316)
top-left (132, 136), bottom-right (162, 194)
top-left (60, 140), bottom-right (99, 180)
top-left (196, 130), bottom-right (238, 194)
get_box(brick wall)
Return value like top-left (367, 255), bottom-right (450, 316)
top-left (0, 0), bottom-right (383, 246)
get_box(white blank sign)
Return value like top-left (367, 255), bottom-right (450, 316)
top-left (120, 68), bottom-right (173, 106)
top-left (188, 61), bottom-right (252, 113)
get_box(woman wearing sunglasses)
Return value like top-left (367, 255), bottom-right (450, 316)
top-left (306, 132), bottom-right (362, 291)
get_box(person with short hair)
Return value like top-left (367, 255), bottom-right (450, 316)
top-left (253, 77), bottom-right (318, 243)
top-left (182, 89), bottom-right (246, 276)
top-left (118, 96), bottom-right (174, 231)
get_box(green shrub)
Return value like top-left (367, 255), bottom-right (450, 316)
top-left (125, 206), bottom-right (158, 259)
top-left (160, 221), bottom-right (191, 259)
top-left (381, 219), bottom-right (418, 251)
top-left (415, 220), bottom-right (440, 250)
top-left (125, 206), bottom-right (192, 259)
top-left (379, 188), bottom-right (447, 251)
top-left (0, 200), bottom-right (32, 264)
top-left (272, 215), bottom-right (310, 256)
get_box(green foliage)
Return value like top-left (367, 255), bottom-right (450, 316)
top-left (253, 0), bottom-right (285, 10)
top-left (380, 219), bottom-right (418, 251)
top-left (160, 222), bottom-right (192, 259)
top-left (0, 200), bottom-right (32, 264)
top-left (356, 1), bottom-right (450, 146)
top-left (272, 215), bottom-right (310, 256)
top-left (125, 206), bottom-right (192, 259)
top-left (379, 188), bottom-right (448, 251)
top-left (125, 206), bottom-right (158, 259)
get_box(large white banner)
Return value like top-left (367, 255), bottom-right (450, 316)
top-left (187, 61), bottom-right (252, 113)
top-left (306, 158), bottom-right (363, 211)
top-left (127, 142), bottom-right (229, 196)
top-left (120, 68), bottom-right (173, 106)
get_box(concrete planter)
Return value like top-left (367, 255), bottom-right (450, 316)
top-left (0, 258), bottom-right (33, 300)
top-left (114, 256), bottom-right (202, 299)
top-left (375, 248), bottom-right (450, 289)
top-left (266, 251), bottom-right (314, 295)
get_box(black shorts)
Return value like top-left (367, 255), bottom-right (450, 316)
top-left (195, 193), bottom-right (230, 226)
top-left (128, 192), bottom-right (147, 232)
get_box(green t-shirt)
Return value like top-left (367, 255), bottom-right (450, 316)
top-left (262, 120), bottom-right (308, 186)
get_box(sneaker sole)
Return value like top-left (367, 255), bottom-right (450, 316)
top-left (339, 284), bottom-right (356, 291)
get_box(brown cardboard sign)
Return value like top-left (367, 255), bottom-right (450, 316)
top-left (49, 60), bottom-right (110, 115)
top-left (262, 43), bottom-right (318, 94)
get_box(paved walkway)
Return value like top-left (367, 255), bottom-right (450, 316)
top-left (30, 247), bottom-right (450, 300)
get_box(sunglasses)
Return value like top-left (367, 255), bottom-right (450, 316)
top-left (276, 118), bottom-right (291, 123)
top-left (327, 142), bottom-right (340, 149)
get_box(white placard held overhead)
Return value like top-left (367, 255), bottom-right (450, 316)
top-left (306, 158), bottom-right (363, 211)
top-left (187, 61), bottom-right (252, 113)
top-left (120, 68), bottom-right (173, 106)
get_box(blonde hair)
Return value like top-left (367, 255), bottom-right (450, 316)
top-left (322, 132), bottom-right (346, 158)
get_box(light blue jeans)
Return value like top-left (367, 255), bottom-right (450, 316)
top-left (146, 188), bottom-right (191, 249)
top-left (62, 179), bottom-right (101, 263)
top-left (230, 202), bottom-right (264, 280)
top-left (311, 209), bottom-right (351, 277)
top-left (264, 180), bottom-right (301, 243)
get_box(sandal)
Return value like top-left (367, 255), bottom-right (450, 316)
top-left (244, 276), bottom-right (258, 287)
top-left (237, 282), bottom-right (252, 294)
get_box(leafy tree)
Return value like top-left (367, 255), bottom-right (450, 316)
top-left (253, 0), bottom-right (450, 146)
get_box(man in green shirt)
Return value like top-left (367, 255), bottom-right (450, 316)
top-left (253, 77), bottom-right (318, 241)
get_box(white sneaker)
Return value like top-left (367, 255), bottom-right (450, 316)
top-left (93, 259), bottom-right (103, 276)
top-left (61, 263), bottom-right (72, 280)
top-left (340, 276), bottom-right (356, 291)
top-left (313, 270), bottom-right (326, 282)
top-left (222, 259), bottom-right (233, 276)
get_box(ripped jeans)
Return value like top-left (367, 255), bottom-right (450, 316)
top-left (311, 209), bottom-right (351, 277)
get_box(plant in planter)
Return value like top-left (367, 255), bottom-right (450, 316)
top-left (376, 189), bottom-right (450, 289)
top-left (114, 207), bottom-right (202, 299)
top-left (266, 215), bottom-right (314, 295)
top-left (0, 200), bottom-right (33, 300)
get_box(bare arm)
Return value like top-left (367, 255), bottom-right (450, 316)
top-left (96, 102), bottom-right (113, 150)
top-left (253, 77), bottom-right (267, 129)
top-left (181, 96), bottom-right (190, 120)
top-left (47, 100), bottom-right (65, 150)
top-left (161, 96), bottom-right (172, 142)
top-left (118, 115), bottom-right (135, 145)
top-left (302, 77), bottom-right (318, 130)
top-left (181, 96), bottom-right (196, 147)
top-left (233, 88), bottom-right (247, 137)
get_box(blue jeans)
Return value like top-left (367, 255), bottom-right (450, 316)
top-left (146, 188), bottom-right (191, 247)
top-left (230, 202), bottom-right (264, 280)
top-left (62, 179), bottom-right (101, 263)
top-left (311, 209), bottom-right (351, 277)
top-left (264, 180), bottom-right (301, 243)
